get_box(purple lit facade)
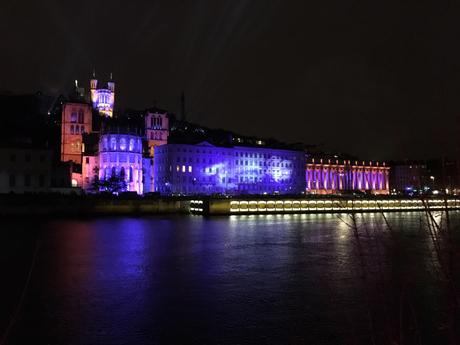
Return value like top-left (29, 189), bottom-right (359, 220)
top-left (306, 159), bottom-right (390, 195)
top-left (90, 77), bottom-right (115, 117)
top-left (153, 142), bottom-right (306, 195)
top-left (98, 133), bottom-right (144, 194)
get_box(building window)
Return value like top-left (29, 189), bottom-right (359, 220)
top-left (71, 112), bottom-right (77, 123)
top-left (24, 174), bottom-right (31, 187)
top-left (75, 126), bottom-right (79, 134)
top-left (9, 174), bottom-right (15, 187)
top-left (120, 138), bottom-right (127, 151)
top-left (78, 110), bottom-right (84, 123)
top-left (70, 125), bottom-right (74, 134)
top-left (86, 157), bottom-right (90, 164)
top-left (81, 126), bottom-right (85, 133)
top-left (110, 137), bottom-right (117, 150)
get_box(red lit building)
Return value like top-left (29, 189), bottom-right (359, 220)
top-left (60, 102), bottom-right (92, 164)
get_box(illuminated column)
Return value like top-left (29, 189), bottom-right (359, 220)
top-left (323, 167), bottom-right (328, 191)
top-left (384, 169), bottom-right (390, 192)
top-left (331, 168), bottom-right (335, 191)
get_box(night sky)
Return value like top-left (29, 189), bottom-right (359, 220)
top-left (1, 1), bottom-right (459, 160)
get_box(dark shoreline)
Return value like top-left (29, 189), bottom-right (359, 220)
top-left (1, 193), bottom-right (459, 218)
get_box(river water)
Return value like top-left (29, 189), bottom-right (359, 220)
top-left (1, 212), bottom-right (459, 345)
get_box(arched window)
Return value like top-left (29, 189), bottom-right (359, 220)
top-left (129, 167), bottom-right (133, 182)
top-left (110, 137), bottom-right (117, 151)
top-left (70, 112), bottom-right (77, 123)
top-left (70, 125), bottom-right (74, 134)
top-left (111, 166), bottom-right (116, 177)
top-left (120, 167), bottom-right (125, 180)
top-left (103, 137), bottom-right (108, 150)
top-left (119, 138), bottom-right (127, 151)
top-left (105, 167), bottom-right (110, 179)
top-left (129, 139), bottom-right (134, 151)
top-left (78, 110), bottom-right (84, 123)
top-left (75, 126), bottom-right (79, 134)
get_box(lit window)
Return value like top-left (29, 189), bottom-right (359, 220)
top-left (188, 166), bottom-right (192, 173)
top-left (120, 138), bottom-right (127, 151)
top-left (70, 112), bottom-right (77, 123)
top-left (110, 137), bottom-right (117, 150)
top-left (182, 165), bottom-right (186, 172)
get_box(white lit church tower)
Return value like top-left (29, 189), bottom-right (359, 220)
top-left (90, 71), bottom-right (115, 117)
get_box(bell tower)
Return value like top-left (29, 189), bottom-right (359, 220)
top-left (89, 70), bottom-right (115, 117)
top-left (90, 70), bottom-right (98, 106)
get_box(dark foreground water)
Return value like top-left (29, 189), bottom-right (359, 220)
top-left (1, 212), bottom-right (460, 345)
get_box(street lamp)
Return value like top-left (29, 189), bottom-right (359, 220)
top-left (429, 176), bottom-right (437, 194)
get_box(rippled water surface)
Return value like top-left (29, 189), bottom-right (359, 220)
top-left (1, 212), bottom-right (460, 344)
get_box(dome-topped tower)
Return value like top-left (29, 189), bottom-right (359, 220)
top-left (90, 71), bottom-right (115, 117)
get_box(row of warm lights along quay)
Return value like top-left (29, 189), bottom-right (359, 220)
top-left (190, 197), bottom-right (460, 215)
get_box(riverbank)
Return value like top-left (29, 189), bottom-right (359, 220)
top-left (0, 194), bottom-right (190, 217)
top-left (1, 194), bottom-right (459, 217)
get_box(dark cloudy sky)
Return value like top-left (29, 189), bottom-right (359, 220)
top-left (1, 0), bottom-right (459, 160)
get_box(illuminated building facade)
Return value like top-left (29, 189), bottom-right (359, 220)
top-left (144, 109), bottom-right (169, 192)
top-left (60, 102), bottom-right (92, 164)
top-left (306, 158), bottom-right (390, 195)
top-left (97, 133), bottom-right (144, 194)
top-left (90, 75), bottom-right (115, 117)
top-left (153, 142), bottom-right (306, 195)
top-left (145, 109), bottom-right (169, 157)
top-left (81, 155), bottom-right (99, 190)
